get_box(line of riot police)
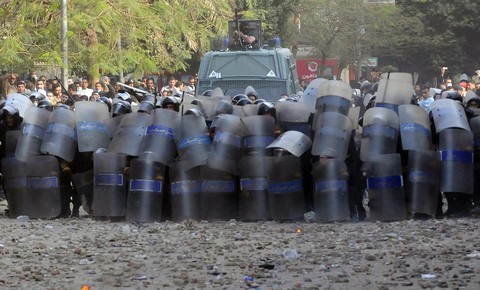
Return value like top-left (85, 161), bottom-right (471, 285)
top-left (1, 72), bottom-right (479, 222)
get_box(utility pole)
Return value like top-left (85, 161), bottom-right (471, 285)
top-left (118, 36), bottom-right (124, 83)
top-left (61, 0), bottom-right (68, 89)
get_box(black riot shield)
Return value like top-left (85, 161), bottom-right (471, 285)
top-left (139, 108), bottom-right (180, 166)
top-left (200, 165), bottom-right (237, 221)
top-left (266, 130), bottom-right (312, 157)
top-left (70, 169), bottom-right (94, 215)
top-left (75, 101), bottom-right (111, 152)
top-left (126, 157), bottom-right (166, 223)
top-left (266, 155), bottom-right (305, 221)
top-left (108, 112), bottom-right (152, 156)
top-left (406, 150), bottom-right (440, 217)
top-left (360, 107), bottom-right (399, 161)
top-left (169, 161), bottom-right (202, 221)
top-left (364, 153), bottom-right (406, 221)
top-left (430, 99), bottom-right (471, 133)
top-left (398, 105), bottom-right (433, 151)
top-left (15, 107), bottom-right (50, 162)
top-left (40, 107), bottom-right (77, 162)
top-left (175, 114), bottom-right (211, 170)
top-left (438, 128), bottom-right (474, 194)
top-left (238, 155), bottom-right (271, 221)
top-left (2, 157), bottom-right (28, 218)
top-left (311, 158), bottom-right (350, 222)
top-left (2, 156), bottom-right (61, 219)
top-left (208, 114), bottom-right (245, 174)
top-left (17, 155), bottom-right (61, 219)
top-left (312, 112), bottom-right (352, 160)
top-left (471, 116), bottom-right (480, 150)
top-left (92, 152), bottom-right (128, 217)
top-left (241, 115), bottom-right (276, 156)
top-left (276, 101), bottom-right (311, 136)
top-left (315, 80), bottom-right (353, 116)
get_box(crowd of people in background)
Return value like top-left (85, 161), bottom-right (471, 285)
top-left (0, 71), bottom-right (198, 110)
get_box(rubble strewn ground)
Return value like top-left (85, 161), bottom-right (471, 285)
top-left (0, 198), bottom-right (479, 290)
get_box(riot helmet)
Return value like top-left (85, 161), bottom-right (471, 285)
top-left (352, 89), bottom-right (361, 99)
top-left (232, 94), bottom-right (248, 105)
top-left (467, 96), bottom-right (480, 108)
top-left (273, 148), bottom-right (291, 157)
top-left (202, 89), bottom-right (213, 97)
top-left (214, 100), bottom-right (233, 116)
top-left (138, 93), bottom-right (156, 114)
top-left (1, 104), bottom-right (22, 129)
top-left (253, 98), bottom-right (266, 105)
top-left (37, 99), bottom-right (54, 111)
top-left (285, 95), bottom-right (299, 102)
top-left (55, 103), bottom-right (71, 110)
top-left (116, 90), bottom-right (132, 103)
top-left (235, 98), bottom-right (253, 106)
top-left (258, 101), bottom-right (276, 119)
top-left (155, 96), bottom-right (163, 108)
top-left (162, 96), bottom-right (179, 111)
top-left (287, 94), bottom-right (300, 102)
top-left (97, 96), bottom-right (112, 112)
top-left (112, 99), bottom-right (132, 116)
top-left (30, 91), bottom-right (46, 102)
top-left (446, 89), bottom-right (463, 103)
top-left (360, 80), bottom-right (372, 93)
top-left (185, 108), bottom-right (203, 117)
top-left (94, 147), bottom-right (107, 154)
top-left (191, 99), bottom-right (200, 106)
top-left (2, 104), bottom-right (19, 116)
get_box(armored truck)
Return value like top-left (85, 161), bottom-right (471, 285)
top-left (196, 19), bottom-right (299, 102)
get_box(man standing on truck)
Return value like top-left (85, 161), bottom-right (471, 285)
top-left (229, 22), bottom-right (256, 49)
top-left (236, 22), bottom-right (256, 44)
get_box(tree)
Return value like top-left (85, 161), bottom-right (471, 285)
top-left (298, 0), bottom-right (372, 78)
top-left (297, 0), bottom-right (429, 82)
top-left (231, 0), bottom-right (300, 47)
top-left (395, 0), bottom-right (480, 83)
top-left (364, 3), bottom-right (433, 78)
top-left (0, 0), bottom-right (232, 83)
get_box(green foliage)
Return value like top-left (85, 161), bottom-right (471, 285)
top-left (394, 0), bottom-right (480, 82)
top-left (233, 0), bottom-right (299, 46)
top-left (298, 0), bottom-right (372, 77)
top-left (3, 0), bottom-right (477, 85)
top-left (296, 0), bottom-right (472, 82)
top-left (0, 0), bottom-right (232, 80)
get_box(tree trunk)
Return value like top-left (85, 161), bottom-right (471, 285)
top-left (86, 28), bottom-right (100, 85)
top-left (318, 50), bottom-right (328, 79)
